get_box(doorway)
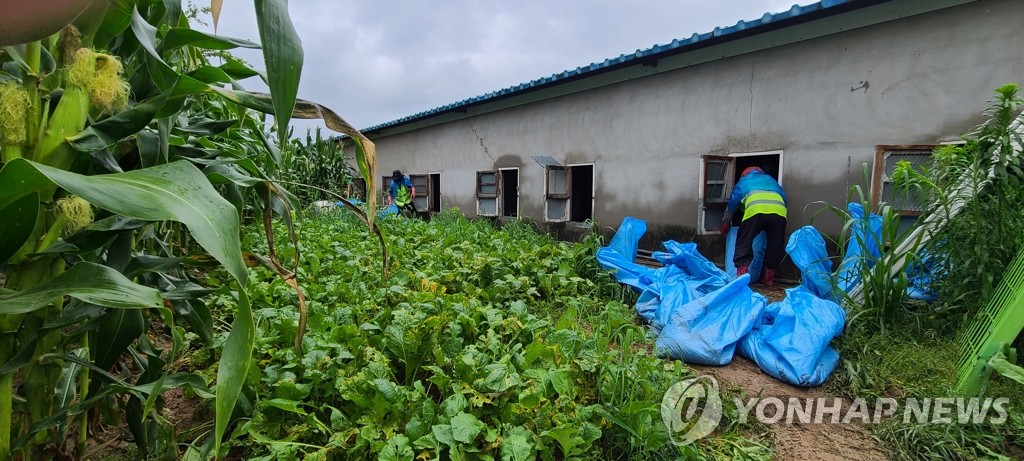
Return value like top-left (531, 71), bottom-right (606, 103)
top-left (569, 164), bottom-right (594, 222)
top-left (499, 168), bottom-right (518, 217)
top-left (430, 173), bottom-right (441, 212)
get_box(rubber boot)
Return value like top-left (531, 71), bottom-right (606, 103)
top-left (737, 265), bottom-right (748, 277)
top-left (763, 269), bottom-right (776, 287)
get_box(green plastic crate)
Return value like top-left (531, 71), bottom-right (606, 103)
top-left (955, 244), bottom-right (1024, 395)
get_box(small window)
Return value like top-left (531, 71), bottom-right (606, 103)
top-left (872, 145), bottom-right (936, 215)
top-left (699, 156), bottom-right (735, 233)
top-left (545, 165), bottom-right (569, 221)
top-left (476, 170), bottom-right (499, 216)
top-left (409, 174), bottom-right (429, 212)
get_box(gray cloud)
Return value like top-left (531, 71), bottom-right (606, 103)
top-left (198, 0), bottom-right (808, 134)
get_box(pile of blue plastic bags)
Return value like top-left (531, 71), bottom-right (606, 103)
top-left (596, 217), bottom-right (846, 386)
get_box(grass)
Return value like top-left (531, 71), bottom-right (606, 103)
top-left (828, 308), bottom-right (1024, 460)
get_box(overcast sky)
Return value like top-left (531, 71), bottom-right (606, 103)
top-left (195, 1), bottom-right (811, 134)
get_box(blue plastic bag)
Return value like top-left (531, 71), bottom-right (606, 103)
top-left (737, 285), bottom-right (846, 386)
top-left (377, 204), bottom-right (399, 218)
top-left (652, 240), bottom-right (731, 296)
top-left (724, 228), bottom-right (766, 282)
top-left (786, 226), bottom-right (836, 301)
top-left (835, 203), bottom-right (883, 293)
top-left (654, 275), bottom-right (766, 365)
top-left (596, 217), bottom-right (656, 291)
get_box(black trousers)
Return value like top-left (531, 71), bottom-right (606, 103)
top-left (734, 213), bottom-right (787, 270)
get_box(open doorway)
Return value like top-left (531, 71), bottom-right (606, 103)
top-left (698, 151), bottom-right (783, 234)
top-left (430, 173), bottom-right (441, 212)
top-left (569, 164), bottom-right (594, 222)
top-left (499, 168), bottom-right (518, 217)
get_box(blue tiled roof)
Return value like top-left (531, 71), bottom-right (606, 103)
top-left (364, 0), bottom-right (861, 133)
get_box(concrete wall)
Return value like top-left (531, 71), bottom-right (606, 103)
top-left (364, 0), bottom-right (1023, 244)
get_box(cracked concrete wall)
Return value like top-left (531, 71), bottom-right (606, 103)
top-left (366, 0), bottom-right (1023, 241)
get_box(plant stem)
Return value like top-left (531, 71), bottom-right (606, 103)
top-left (77, 334), bottom-right (90, 457)
top-left (23, 40), bottom-right (42, 157)
top-left (0, 334), bottom-right (14, 461)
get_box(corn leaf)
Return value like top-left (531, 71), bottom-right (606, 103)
top-left (0, 193), bottom-right (39, 264)
top-left (0, 262), bottom-right (162, 314)
top-left (0, 158), bottom-right (247, 285)
top-left (211, 0), bottom-right (223, 32)
top-left (254, 0), bottom-right (302, 147)
top-left (215, 287), bottom-right (254, 455)
top-left (989, 351), bottom-right (1024, 386)
top-left (67, 89), bottom-right (170, 151)
top-left (161, 28), bottom-right (260, 52)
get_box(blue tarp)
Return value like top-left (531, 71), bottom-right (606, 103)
top-left (597, 217), bottom-right (847, 386)
top-left (738, 285), bottom-right (845, 386)
top-left (596, 218), bottom-right (763, 366)
top-left (377, 204), bottom-right (399, 218)
top-left (786, 226), bottom-right (836, 301)
top-left (835, 203), bottom-right (883, 293)
top-left (655, 275), bottom-right (767, 365)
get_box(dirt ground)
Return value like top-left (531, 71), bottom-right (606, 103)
top-left (693, 283), bottom-right (889, 461)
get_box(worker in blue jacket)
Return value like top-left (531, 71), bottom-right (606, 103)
top-left (719, 166), bottom-right (787, 286)
top-left (387, 169), bottom-right (417, 217)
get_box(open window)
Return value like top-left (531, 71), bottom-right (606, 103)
top-left (699, 156), bottom-right (734, 233)
top-left (871, 145), bottom-right (936, 215)
top-left (499, 168), bottom-right (519, 217)
top-left (409, 174), bottom-right (429, 212)
top-left (476, 170), bottom-right (499, 216)
top-left (698, 151), bottom-right (783, 234)
top-left (544, 163), bottom-right (594, 223)
top-left (545, 165), bottom-right (569, 222)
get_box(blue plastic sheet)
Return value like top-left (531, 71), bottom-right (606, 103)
top-left (724, 228), bottom-right (766, 281)
top-left (906, 249), bottom-right (941, 301)
top-left (377, 204), bottom-right (399, 218)
top-left (597, 217), bottom-right (847, 384)
top-left (597, 218), bottom-right (763, 365)
top-left (655, 275), bottom-right (767, 365)
top-left (595, 217), bottom-right (655, 291)
top-left (786, 226), bottom-right (836, 301)
top-left (737, 285), bottom-right (846, 387)
top-left (835, 203), bottom-right (883, 293)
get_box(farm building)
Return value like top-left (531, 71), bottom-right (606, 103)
top-left (352, 0), bottom-right (1023, 250)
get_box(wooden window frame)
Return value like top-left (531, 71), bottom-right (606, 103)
top-left (871, 145), bottom-right (936, 216)
top-left (476, 170), bottom-right (499, 217)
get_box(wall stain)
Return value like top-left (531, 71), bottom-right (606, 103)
top-left (850, 80), bottom-right (870, 93)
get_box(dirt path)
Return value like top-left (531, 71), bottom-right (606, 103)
top-left (697, 353), bottom-right (889, 461)
top-left (684, 283), bottom-right (890, 460)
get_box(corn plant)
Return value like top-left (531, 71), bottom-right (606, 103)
top-left (891, 85), bottom-right (1024, 322)
top-left (809, 167), bottom-right (923, 331)
top-left (0, 1), bottom-right (376, 459)
top-left (279, 127), bottom-right (362, 204)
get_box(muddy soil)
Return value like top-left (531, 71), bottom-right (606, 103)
top-left (692, 283), bottom-right (889, 461)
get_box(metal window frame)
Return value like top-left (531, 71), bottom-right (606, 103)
top-left (567, 162), bottom-right (595, 223)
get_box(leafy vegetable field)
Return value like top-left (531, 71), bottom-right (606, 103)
top-left (198, 209), bottom-right (733, 460)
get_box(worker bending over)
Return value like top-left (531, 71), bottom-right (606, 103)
top-left (720, 166), bottom-right (787, 287)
